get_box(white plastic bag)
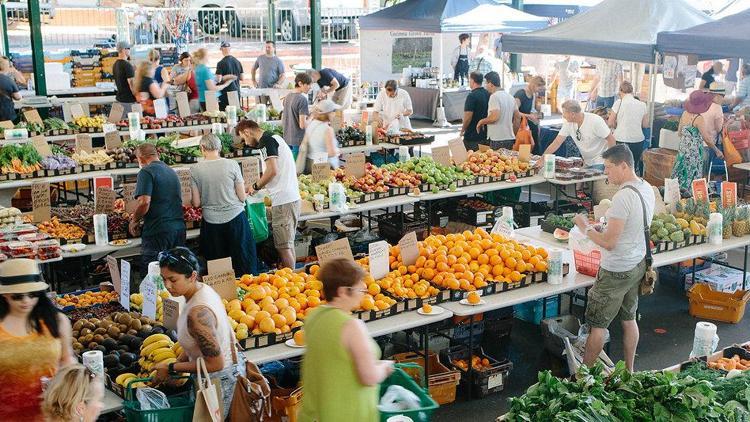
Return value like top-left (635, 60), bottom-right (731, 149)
top-left (328, 182), bottom-right (348, 213)
top-left (378, 385), bottom-right (421, 412)
top-left (568, 226), bottom-right (602, 255)
top-left (573, 323), bottom-right (610, 349)
top-left (136, 387), bottom-right (170, 411)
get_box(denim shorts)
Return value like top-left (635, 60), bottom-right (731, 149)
top-left (209, 356), bottom-right (246, 420)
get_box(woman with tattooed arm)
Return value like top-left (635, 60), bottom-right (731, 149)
top-left (152, 247), bottom-right (244, 419)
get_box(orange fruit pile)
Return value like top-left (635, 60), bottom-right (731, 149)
top-left (57, 290), bottom-right (118, 308)
top-left (389, 228), bottom-right (548, 293)
top-left (357, 257), bottom-right (442, 300)
top-left (229, 268), bottom-right (322, 338)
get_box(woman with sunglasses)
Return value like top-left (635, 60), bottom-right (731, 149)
top-left (42, 364), bottom-right (105, 422)
top-left (0, 258), bottom-right (75, 421)
top-left (300, 258), bottom-right (393, 422)
top-left (152, 247), bottom-right (243, 420)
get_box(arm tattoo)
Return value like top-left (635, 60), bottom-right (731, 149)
top-left (187, 307), bottom-right (221, 358)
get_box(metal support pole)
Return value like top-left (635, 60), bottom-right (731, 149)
top-left (509, 0), bottom-right (524, 73)
top-left (28, 0), bottom-right (46, 96)
top-left (267, 0), bottom-right (276, 42)
top-left (647, 53), bottom-right (659, 144)
top-left (743, 245), bottom-right (748, 290)
top-left (1, 3), bottom-right (9, 57)
top-left (310, 0), bottom-right (322, 69)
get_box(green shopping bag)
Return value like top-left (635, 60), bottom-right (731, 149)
top-left (245, 198), bottom-right (269, 243)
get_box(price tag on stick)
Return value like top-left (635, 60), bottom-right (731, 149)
top-left (431, 146), bottom-right (451, 167)
top-left (119, 260), bottom-right (131, 311)
top-left (398, 232), bottom-right (419, 266)
top-left (205, 93), bottom-right (219, 112)
top-left (722, 182), bottom-right (737, 208)
top-left (107, 255), bottom-right (121, 292)
top-left (104, 131), bottom-right (122, 150)
top-left (311, 162), bottom-right (331, 182)
top-left (344, 153), bottom-right (366, 178)
top-left (228, 91), bottom-right (240, 108)
top-left (31, 136), bottom-right (52, 157)
top-left (23, 109), bottom-right (43, 124)
top-left (31, 182), bottom-right (51, 223)
top-left (122, 183), bottom-right (138, 214)
top-left (204, 257), bottom-right (236, 300)
top-left (175, 168), bottom-right (193, 205)
top-left (240, 157), bottom-right (261, 186)
top-left (518, 144), bottom-right (531, 162)
top-left (75, 134), bottom-right (93, 153)
top-left (70, 103), bottom-right (86, 120)
top-left (448, 138), bottom-right (468, 164)
top-left (176, 92), bottom-right (191, 118)
top-left (142, 277), bottom-right (157, 320)
top-left (95, 187), bottom-right (116, 214)
top-left (315, 238), bottom-right (354, 267)
top-left (368, 240), bottom-right (390, 280)
top-left (108, 103), bottom-right (124, 124)
top-left (163, 298), bottom-right (180, 330)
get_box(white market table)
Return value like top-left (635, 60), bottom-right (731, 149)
top-left (516, 226), bottom-right (564, 248)
top-left (59, 229), bottom-right (201, 259)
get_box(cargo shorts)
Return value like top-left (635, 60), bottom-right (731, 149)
top-left (585, 259), bottom-right (646, 329)
top-left (271, 200), bottom-right (300, 250)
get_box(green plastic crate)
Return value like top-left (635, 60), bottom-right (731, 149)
top-left (122, 377), bottom-right (195, 422)
top-left (379, 363), bottom-right (438, 422)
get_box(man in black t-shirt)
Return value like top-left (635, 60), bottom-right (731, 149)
top-left (700, 62), bottom-right (724, 90)
top-left (113, 41), bottom-right (136, 111)
top-left (0, 73), bottom-right (20, 122)
top-left (216, 41), bottom-right (244, 110)
top-left (461, 72), bottom-right (490, 152)
top-left (310, 68), bottom-right (351, 109)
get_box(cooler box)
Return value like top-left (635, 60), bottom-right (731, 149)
top-left (684, 265), bottom-right (750, 293)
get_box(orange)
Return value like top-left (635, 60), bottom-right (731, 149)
top-left (307, 296), bottom-right (322, 307)
top-left (535, 261), bottom-right (548, 272)
top-left (240, 315), bottom-right (256, 329)
top-left (477, 254), bottom-right (489, 265)
top-left (510, 271), bottom-right (524, 282)
top-left (453, 263), bottom-right (466, 273)
top-left (500, 249), bottom-right (511, 260)
top-left (489, 255), bottom-right (502, 266)
top-left (529, 256), bottom-right (541, 266)
top-left (459, 279), bottom-right (471, 290)
top-left (447, 278), bottom-right (460, 290)
top-left (537, 247), bottom-right (548, 258)
top-left (467, 291), bottom-right (481, 304)
top-left (424, 260), bottom-right (436, 269)
top-left (368, 283), bottom-right (381, 295)
top-left (262, 303), bottom-right (279, 315)
top-left (258, 317), bottom-right (276, 333)
top-left (374, 300), bottom-right (390, 310)
top-left (468, 247), bottom-right (481, 259)
top-left (416, 256), bottom-right (427, 268)
top-left (469, 261), bottom-right (480, 272)
top-left (421, 303), bottom-right (433, 313)
top-left (492, 264), bottom-right (504, 277)
top-left (436, 262), bottom-right (450, 273)
top-left (447, 255), bottom-right (457, 265)
top-left (407, 265), bottom-right (417, 274)
top-left (398, 265), bottom-right (408, 275)
top-left (504, 257), bottom-right (517, 269)
top-left (271, 313), bottom-right (287, 327)
top-left (525, 263), bottom-right (535, 272)
top-left (248, 286), bottom-right (266, 301)
top-left (281, 308), bottom-right (297, 324)
top-left (275, 298), bottom-right (290, 310)
top-left (521, 249), bottom-right (531, 261)
top-left (422, 268), bottom-right (435, 280)
top-left (293, 330), bottom-right (305, 346)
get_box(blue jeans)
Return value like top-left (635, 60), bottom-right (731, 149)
top-left (595, 96), bottom-right (616, 109)
top-left (199, 210), bottom-right (258, 276)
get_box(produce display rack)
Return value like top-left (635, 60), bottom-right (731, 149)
top-left (652, 235), bottom-right (707, 254)
top-left (239, 326), bottom-right (301, 350)
top-left (354, 302), bottom-right (404, 322)
top-left (387, 135), bottom-right (435, 146)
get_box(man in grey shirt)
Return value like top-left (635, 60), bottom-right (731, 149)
top-left (282, 72), bottom-right (312, 156)
top-left (252, 41), bottom-right (285, 88)
top-left (190, 134), bottom-right (256, 276)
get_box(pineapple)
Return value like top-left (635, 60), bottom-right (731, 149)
top-left (735, 206), bottom-right (750, 237)
top-left (721, 205), bottom-right (735, 239)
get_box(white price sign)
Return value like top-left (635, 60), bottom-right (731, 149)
top-left (488, 372), bottom-right (504, 390)
top-left (142, 278), bottom-right (157, 320)
top-left (119, 260), bottom-right (130, 310)
top-left (368, 240), bottom-right (390, 281)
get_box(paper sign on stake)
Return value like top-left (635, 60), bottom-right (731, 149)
top-left (154, 98), bottom-right (168, 119)
top-left (312, 162), bottom-right (331, 182)
top-left (315, 238), bottom-right (354, 267)
top-left (664, 178), bottom-right (681, 205)
top-left (722, 182), bottom-right (737, 208)
top-left (23, 109), bottom-right (43, 124)
top-left (163, 298), bottom-right (180, 330)
top-left (448, 138), bottom-right (468, 163)
top-left (692, 178), bottom-right (709, 203)
top-left (398, 232), bottom-right (419, 266)
top-left (104, 131), bottom-right (122, 150)
top-left (119, 260), bottom-right (130, 311)
top-left (31, 136), bottom-right (52, 157)
top-left (142, 276), bottom-right (157, 320)
top-left (368, 240), bottom-right (390, 280)
top-left (31, 182), bottom-right (51, 223)
top-left (75, 134), bottom-right (93, 153)
top-left (240, 157), bottom-right (261, 186)
top-left (207, 257), bottom-right (233, 275)
top-left (205, 93), bottom-right (219, 112)
top-left (107, 255), bottom-right (121, 293)
top-left (653, 187), bottom-right (667, 215)
top-left (176, 92), bottom-right (191, 118)
top-left (0, 120), bottom-right (14, 129)
top-left (122, 183), bottom-right (138, 214)
top-left (228, 91), bottom-right (240, 108)
top-left (95, 187), bottom-right (116, 214)
top-left (70, 103), bottom-right (85, 120)
top-left (205, 257), bottom-right (236, 300)
top-left (131, 103), bottom-right (143, 116)
top-left (431, 146), bottom-right (451, 167)
top-left (519, 144), bottom-right (531, 162)
top-left (344, 153), bottom-right (366, 178)
top-left (175, 168), bottom-right (193, 205)
top-left (108, 103), bottom-right (124, 124)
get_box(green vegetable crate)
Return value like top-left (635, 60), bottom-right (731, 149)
top-left (123, 377), bottom-right (195, 422)
top-left (379, 363), bottom-right (438, 422)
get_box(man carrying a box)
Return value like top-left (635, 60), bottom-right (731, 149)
top-left (573, 145), bottom-right (654, 372)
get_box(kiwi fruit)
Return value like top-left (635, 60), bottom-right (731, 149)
top-left (127, 329), bottom-right (138, 336)
top-left (117, 314), bottom-right (131, 325)
top-left (141, 324), bottom-right (153, 333)
top-left (72, 320), bottom-right (85, 331)
top-left (72, 341), bottom-right (83, 351)
top-left (92, 334), bottom-right (105, 344)
top-left (118, 324), bottom-right (128, 332)
top-left (79, 328), bottom-right (92, 337)
top-left (129, 319), bottom-right (142, 331)
top-left (83, 322), bottom-right (96, 331)
top-left (94, 327), bottom-right (107, 335)
top-left (107, 326), bottom-right (121, 338)
top-left (88, 341), bottom-right (99, 349)
top-left (81, 334), bottom-right (94, 344)
top-left (139, 316), bottom-right (151, 325)
top-left (71, 330), bottom-right (80, 338)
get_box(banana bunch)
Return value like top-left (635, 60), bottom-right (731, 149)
top-left (115, 372), bottom-right (147, 388)
top-left (73, 115), bottom-right (106, 129)
top-left (129, 292), bottom-right (168, 321)
top-left (138, 334), bottom-right (179, 385)
top-left (72, 150), bottom-right (114, 165)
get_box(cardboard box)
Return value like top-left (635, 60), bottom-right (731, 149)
top-left (643, 148), bottom-right (677, 187)
top-left (684, 265), bottom-right (749, 293)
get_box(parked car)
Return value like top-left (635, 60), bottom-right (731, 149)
top-left (189, 0), bottom-right (378, 41)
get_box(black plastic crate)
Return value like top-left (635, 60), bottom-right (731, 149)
top-left (443, 345), bottom-right (513, 398)
top-left (376, 213), bottom-right (429, 244)
top-left (456, 198), bottom-right (500, 227)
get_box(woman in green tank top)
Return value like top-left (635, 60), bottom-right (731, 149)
top-left (300, 258), bottom-right (394, 422)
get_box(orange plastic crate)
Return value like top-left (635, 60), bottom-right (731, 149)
top-left (688, 284), bottom-right (750, 324)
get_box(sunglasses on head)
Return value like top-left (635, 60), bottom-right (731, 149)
top-left (346, 286), bottom-right (367, 294)
top-left (10, 291), bottom-right (44, 301)
top-left (158, 251), bottom-right (195, 272)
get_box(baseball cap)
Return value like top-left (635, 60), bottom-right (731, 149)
top-left (314, 100), bottom-right (342, 114)
top-left (116, 41), bottom-right (131, 51)
top-left (220, 41), bottom-right (231, 48)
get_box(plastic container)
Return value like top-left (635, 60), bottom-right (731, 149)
top-left (391, 352), bottom-right (461, 406)
top-left (11, 224), bottom-right (38, 236)
top-left (688, 284), bottom-right (750, 324)
top-left (7, 241), bottom-right (37, 258)
top-left (573, 249), bottom-right (601, 277)
top-left (36, 239), bottom-right (61, 253)
top-left (122, 377), bottom-right (194, 422)
top-left (443, 346), bottom-right (513, 399)
top-left (18, 232), bottom-right (50, 242)
top-left (378, 363), bottom-right (438, 422)
top-left (708, 213), bottom-right (723, 245)
top-left (514, 296), bottom-right (560, 325)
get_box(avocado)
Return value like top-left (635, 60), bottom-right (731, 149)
top-left (103, 354), bottom-right (119, 368)
top-left (120, 352), bottom-right (137, 366)
top-left (102, 338), bottom-right (118, 351)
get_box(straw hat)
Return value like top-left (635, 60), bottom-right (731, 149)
top-left (313, 99), bottom-right (342, 114)
top-left (709, 81), bottom-right (726, 96)
top-left (0, 259), bottom-right (48, 294)
top-left (684, 90), bottom-right (713, 114)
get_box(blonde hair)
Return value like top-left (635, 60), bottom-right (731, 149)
top-left (314, 112), bottom-right (331, 122)
top-left (42, 364), bottom-right (101, 421)
top-left (0, 57), bottom-right (9, 73)
top-left (192, 48), bottom-right (208, 65)
top-left (529, 75), bottom-right (545, 87)
top-left (134, 61), bottom-right (154, 95)
top-left (147, 48), bottom-right (161, 64)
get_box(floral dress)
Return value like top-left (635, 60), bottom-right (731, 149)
top-left (671, 114), bottom-right (704, 191)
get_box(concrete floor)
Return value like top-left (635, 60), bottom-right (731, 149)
top-left (431, 250), bottom-right (750, 422)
